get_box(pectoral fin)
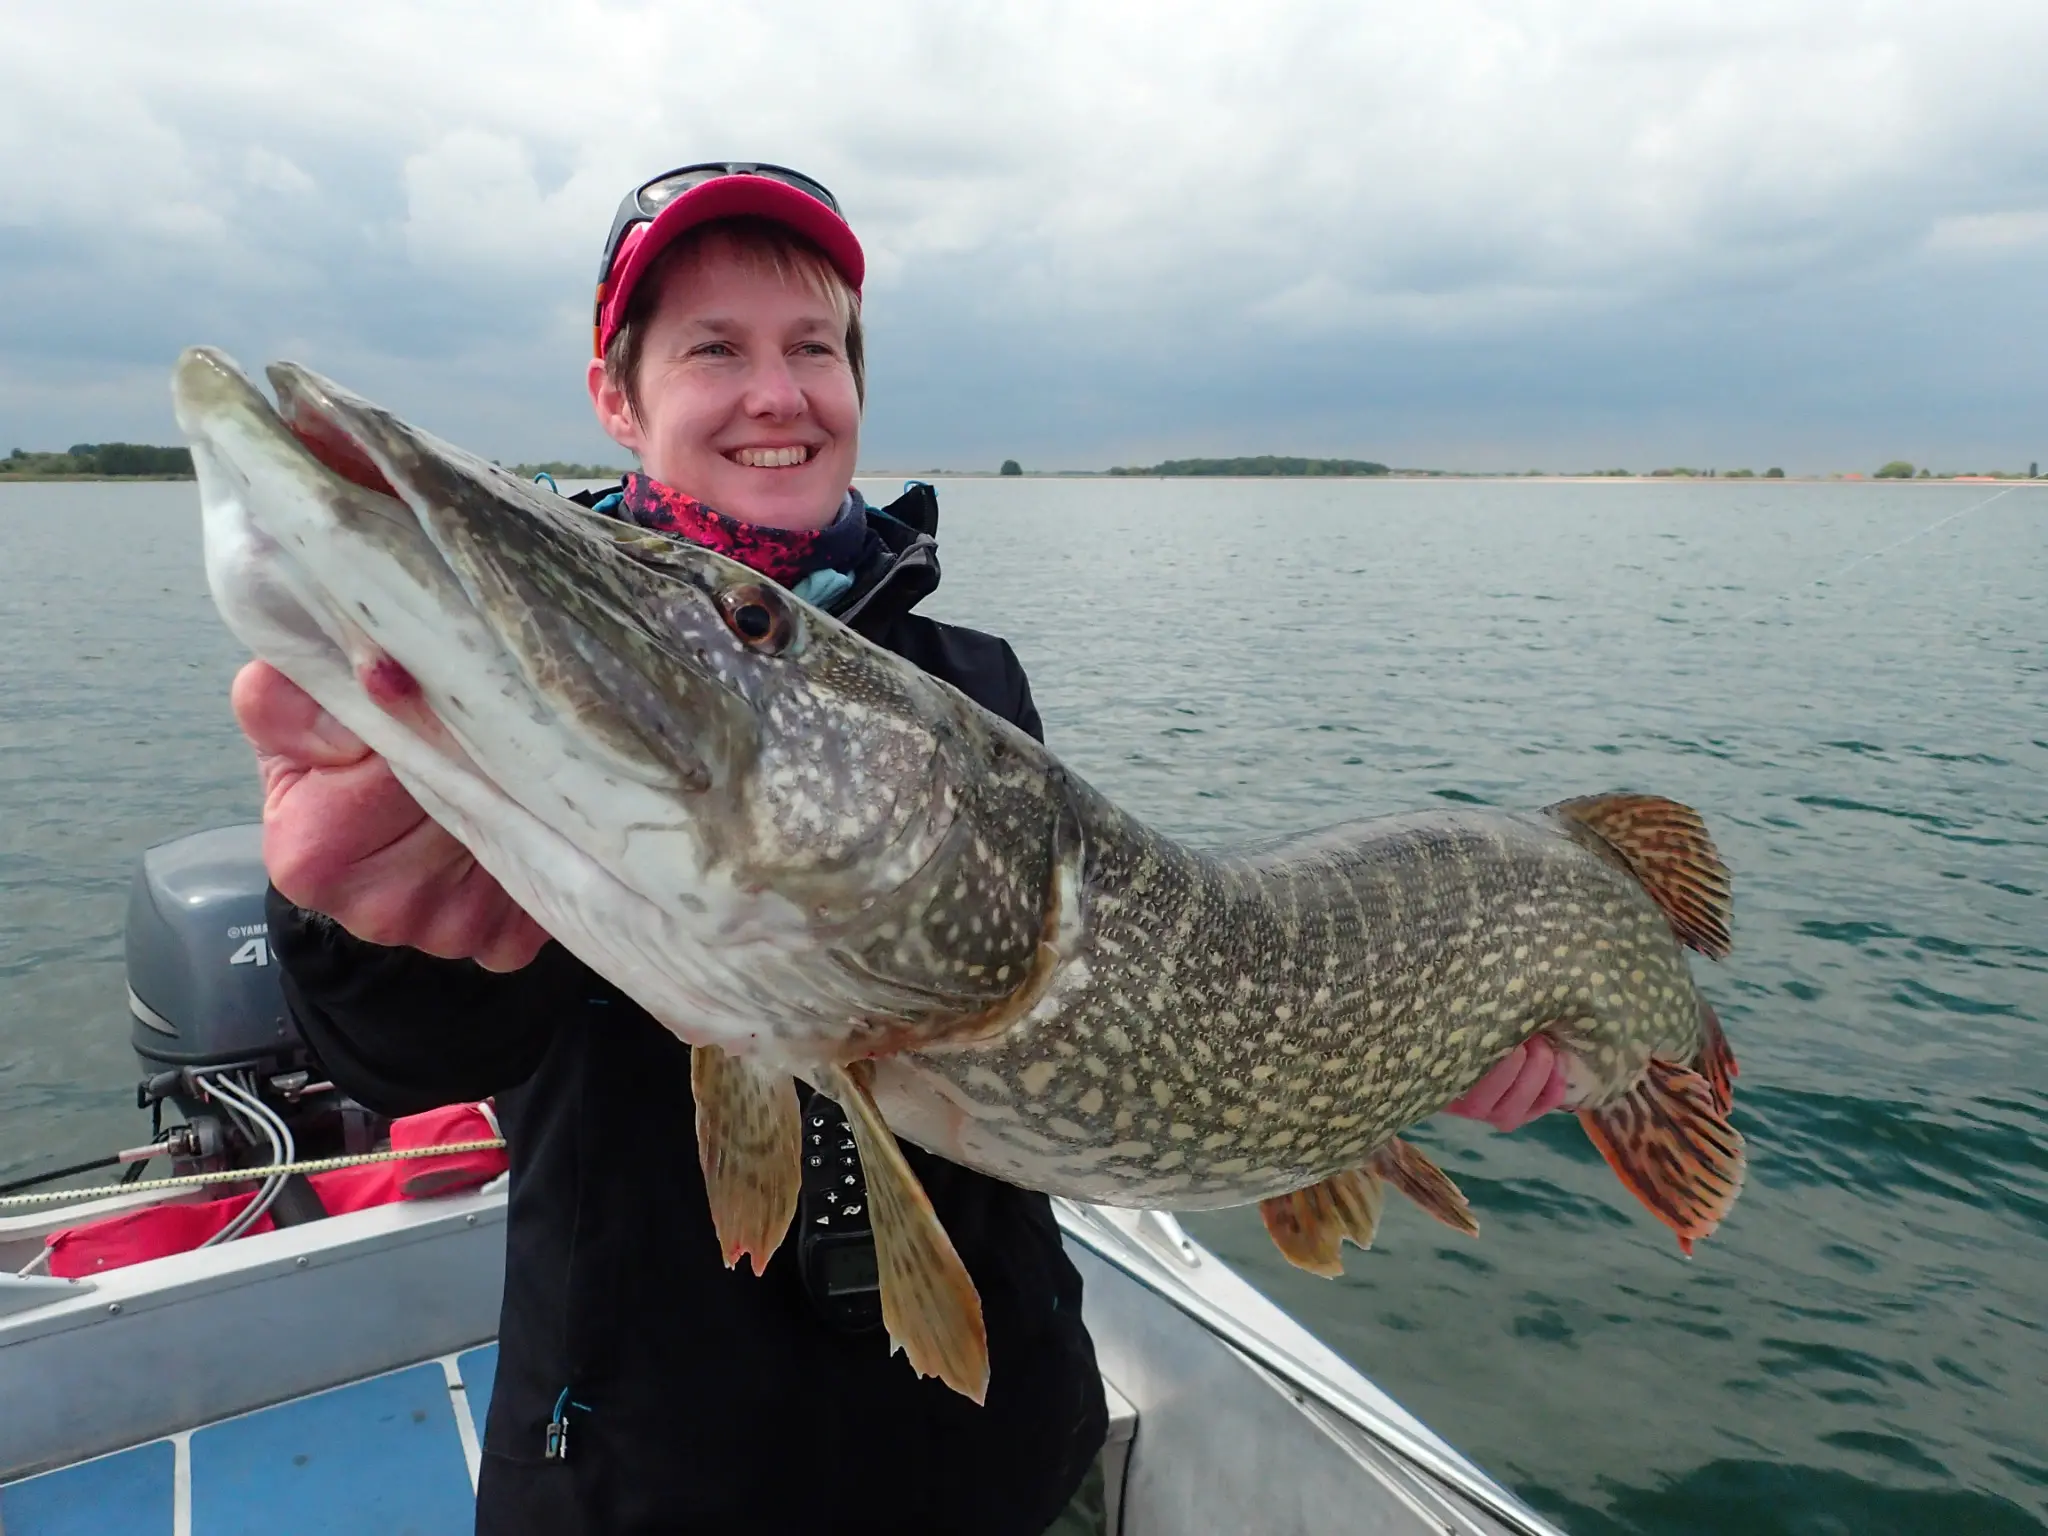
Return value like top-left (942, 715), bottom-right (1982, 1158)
top-left (691, 1046), bottom-right (800, 1276)
top-left (1260, 1136), bottom-right (1477, 1277)
top-left (823, 1061), bottom-right (990, 1404)
top-left (1579, 1057), bottom-right (1745, 1255)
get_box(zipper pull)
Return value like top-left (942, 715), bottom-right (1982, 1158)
top-left (545, 1387), bottom-right (588, 1462)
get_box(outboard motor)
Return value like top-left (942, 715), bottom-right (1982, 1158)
top-left (127, 824), bottom-right (296, 1078)
top-left (124, 825), bottom-right (383, 1213)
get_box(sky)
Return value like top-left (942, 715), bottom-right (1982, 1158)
top-left (3, 0), bottom-right (2045, 474)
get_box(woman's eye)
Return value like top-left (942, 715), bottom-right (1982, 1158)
top-left (693, 342), bottom-right (736, 358)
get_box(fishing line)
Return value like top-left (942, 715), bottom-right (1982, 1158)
top-left (1728, 485), bottom-right (2024, 622)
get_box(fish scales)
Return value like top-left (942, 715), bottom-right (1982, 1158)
top-left (174, 348), bottom-right (1747, 1404)
top-left (885, 790), bottom-right (1706, 1209)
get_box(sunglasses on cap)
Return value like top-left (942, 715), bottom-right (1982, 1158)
top-left (593, 162), bottom-right (844, 316)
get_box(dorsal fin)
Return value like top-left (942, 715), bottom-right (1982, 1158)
top-left (1548, 793), bottom-right (1732, 958)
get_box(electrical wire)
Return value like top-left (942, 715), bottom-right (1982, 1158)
top-left (196, 1077), bottom-right (273, 1247)
top-left (202, 1073), bottom-right (294, 1246)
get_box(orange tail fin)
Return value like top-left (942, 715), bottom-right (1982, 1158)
top-left (1579, 1057), bottom-right (1745, 1255)
top-left (1695, 1001), bottom-right (1738, 1116)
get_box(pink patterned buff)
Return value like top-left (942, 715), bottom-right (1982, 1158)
top-left (616, 472), bottom-right (865, 587)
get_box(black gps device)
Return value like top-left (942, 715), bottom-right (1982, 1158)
top-left (796, 1093), bottom-right (883, 1332)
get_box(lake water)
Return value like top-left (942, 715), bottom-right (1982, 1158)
top-left (2, 477), bottom-right (2043, 1532)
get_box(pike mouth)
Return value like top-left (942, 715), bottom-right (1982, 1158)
top-left (275, 381), bottom-right (407, 502)
top-left (175, 347), bottom-right (745, 1005)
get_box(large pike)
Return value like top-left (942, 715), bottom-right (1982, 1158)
top-left (174, 348), bottom-right (1745, 1402)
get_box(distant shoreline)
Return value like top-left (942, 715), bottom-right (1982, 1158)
top-left (860, 471), bottom-right (2043, 484)
top-left (4, 470), bottom-right (2036, 486)
top-left (0, 473), bottom-right (196, 483)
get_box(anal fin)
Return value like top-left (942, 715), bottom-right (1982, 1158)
top-left (1370, 1136), bottom-right (1480, 1237)
top-left (691, 1046), bottom-right (800, 1276)
top-left (1260, 1136), bottom-right (1477, 1277)
top-left (1579, 1057), bottom-right (1745, 1255)
top-left (1261, 1170), bottom-right (1386, 1277)
top-left (824, 1062), bottom-right (989, 1404)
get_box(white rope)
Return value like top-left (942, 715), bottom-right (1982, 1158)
top-left (0, 1140), bottom-right (508, 1211)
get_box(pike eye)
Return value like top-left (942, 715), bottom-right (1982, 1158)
top-left (717, 584), bottom-right (794, 653)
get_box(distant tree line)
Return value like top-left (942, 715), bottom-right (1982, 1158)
top-left (1646, 467), bottom-right (1784, 478)
top-left (3, 443), bottom-right (194, 478)
top-left (1109, 455), bottom-right (1390, 477)
top-left (510, 460), bottom-right (631, 480)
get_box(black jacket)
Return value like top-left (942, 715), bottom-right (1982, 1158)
top-left (270, 488), bottom-right (1107, 1535)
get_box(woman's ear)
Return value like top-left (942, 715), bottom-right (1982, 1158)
top-left (587, 357), bottom-right (643, 453)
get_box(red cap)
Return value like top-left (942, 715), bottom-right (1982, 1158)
top-left (595, 175), bottom-right (865, 357)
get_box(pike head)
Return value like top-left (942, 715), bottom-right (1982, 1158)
top-left (173, 348), bottom-right (1076, 1070)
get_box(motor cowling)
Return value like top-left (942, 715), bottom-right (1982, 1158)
top-left (125, 823), bottom-right (299, 1074)
top-left (124, 824), bottom-right (381, 1174)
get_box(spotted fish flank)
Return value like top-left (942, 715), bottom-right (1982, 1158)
top-left (882, 791), bottom-right (1741, 1244)
top-left (176, 348), bottom-right (1748, 1405)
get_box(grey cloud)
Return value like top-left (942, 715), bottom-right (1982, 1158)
top-left (1, 0), bottom-right (2043, 471)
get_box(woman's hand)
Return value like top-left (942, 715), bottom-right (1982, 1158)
top-left (232, 660), bottom-right (550, 972)
top-left (1440, 1036), bottom-right (1569, 1132)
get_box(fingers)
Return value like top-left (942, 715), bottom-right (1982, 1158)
top-left (233, 660), bottom-right (367, 767)
top-left (1444, 1046), bottom-right (1525, 1123)
top-left (261, 754), bottom-right (435, 911)
top-left (1442, 1036), bottom-right (1570, 1132)
top-left (1490, 1037), bottom-right (1562, 1129)
top-left (1530, 1047), bottom-right (1570, 1120)
top-left (308, 814), bottom-right (550, 972)
top-left (232, 662), bottom-right (547, 971)
top-left (473, 909), bottom-right (554, 973)
top-left (304, 812), bottom-right (475, 946)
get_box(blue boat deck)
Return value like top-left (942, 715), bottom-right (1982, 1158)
top-left (1, 1344), bottom-right (500, 1535)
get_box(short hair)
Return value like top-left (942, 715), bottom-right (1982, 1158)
top-left (602, 215), bottom-right (865, 427)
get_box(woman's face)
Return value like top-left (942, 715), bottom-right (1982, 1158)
top-left (588, 242), bottom-right (860, 531)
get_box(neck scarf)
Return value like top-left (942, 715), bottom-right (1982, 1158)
top-left (615, 472), bottom-right (870, 590)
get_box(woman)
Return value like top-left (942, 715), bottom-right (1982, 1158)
top-left (233, 164), bottom-right (1562, 1534)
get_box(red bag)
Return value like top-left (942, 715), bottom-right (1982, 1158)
top-left (43, 1103), bottom-right (506, 1279)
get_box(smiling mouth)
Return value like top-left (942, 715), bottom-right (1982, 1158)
top-left (728, 446), bottom-right (814, 469)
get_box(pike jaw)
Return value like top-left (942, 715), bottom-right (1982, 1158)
top-left (171, 347), bottom-right (1013, 1070)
